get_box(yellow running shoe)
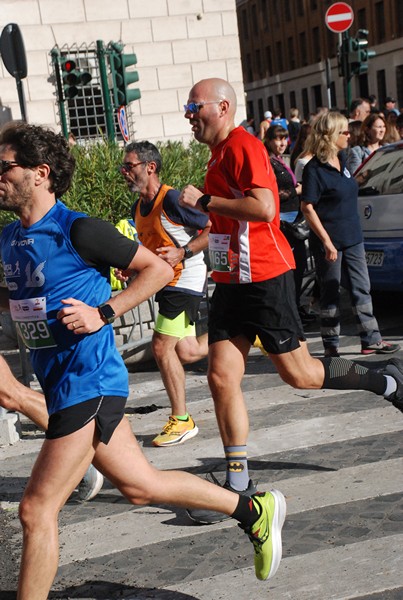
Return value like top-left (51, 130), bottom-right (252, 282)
top-left (241, 489), bottom-right (286, 580)
top-left (152, 415), bottom-right (199, 447)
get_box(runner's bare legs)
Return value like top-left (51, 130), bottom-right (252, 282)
top-left (17, 415), bottom-right (239, 600)
top-left (0, 355), bottom-right (48, 431)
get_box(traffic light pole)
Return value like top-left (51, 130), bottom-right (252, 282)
top-left (50, 48), bottom-right (69, 138)
top-left (342, 32), bottom-right (352, 112)
top-left (96, 40), bottom-right (116, 142)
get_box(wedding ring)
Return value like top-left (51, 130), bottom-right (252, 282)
top-left (72, 322), bottom-right (76, 329)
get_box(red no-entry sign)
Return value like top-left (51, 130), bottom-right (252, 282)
top-left (325, 2), bottom-right (354, 33)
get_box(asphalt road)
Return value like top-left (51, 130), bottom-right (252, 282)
top-left (1, 289), bottom-right (403, 599)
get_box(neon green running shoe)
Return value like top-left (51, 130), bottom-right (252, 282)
top-left (242, 489), bottom-right (286, 581)
top-left (152, 415), bottom-right (199, 447)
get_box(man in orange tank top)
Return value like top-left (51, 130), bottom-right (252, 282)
top-left (120, 142), bottom-right (210, 446)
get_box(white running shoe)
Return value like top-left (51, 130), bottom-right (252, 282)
top-left (77, 465), bottom-right (104, 501)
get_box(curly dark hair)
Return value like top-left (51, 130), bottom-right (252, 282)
top-left (125, 140), bottom-right (162, 174)
top-left (0, 122), bottom-right (75, 197)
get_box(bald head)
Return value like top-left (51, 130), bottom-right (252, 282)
top-left (185, 78), bottom-right (237, 148)
top-left (190, 78), bottom-right (237, 116)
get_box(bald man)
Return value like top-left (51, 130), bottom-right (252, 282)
top-left (179, 78), bottom-right (403, 525)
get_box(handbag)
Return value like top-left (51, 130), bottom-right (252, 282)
top-left (280, 213), bottom-right (310, 241)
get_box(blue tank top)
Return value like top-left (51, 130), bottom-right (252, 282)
top-left (0, 201), bottom-right (128, 414)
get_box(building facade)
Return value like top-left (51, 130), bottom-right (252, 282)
top-left (0, 0), bottom-right (244, 143)
top-left (236, 0), bottom-right (403, 122)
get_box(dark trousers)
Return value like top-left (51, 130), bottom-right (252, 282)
top-left (313, 242), bottom-right (381, 350)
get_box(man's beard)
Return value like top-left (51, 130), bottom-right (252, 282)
top-left (0, 173), bottom-right (33, 214)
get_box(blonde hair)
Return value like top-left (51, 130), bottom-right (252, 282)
top-left (307, 112), bottom-right (348, 163)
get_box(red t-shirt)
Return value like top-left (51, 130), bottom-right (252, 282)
top-left (205, 126), bottom-right (295, 284)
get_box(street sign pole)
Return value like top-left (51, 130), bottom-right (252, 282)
top-left (325, 3), bottom-right (354, 113)
top-left (0, 23), bottom-right (28, 122)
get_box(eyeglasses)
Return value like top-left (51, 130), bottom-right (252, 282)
top-left (0, 160), bottom-right (21, 175)
top-left (183, 101), bottom-right (222, 114)
top-left (119, 161), bottom-right (147, 173)
top-left (339, 131), bottom-right (351, 136)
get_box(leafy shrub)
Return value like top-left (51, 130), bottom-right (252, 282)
top-left (64, 139), bottom-right (210, 223)
top-left (0, 138), bottom-right (210, 281)
top-left (0, 140), bottom-right (209, 227)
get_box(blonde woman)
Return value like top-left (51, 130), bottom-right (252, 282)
top-left (300, 112), bottom-right (399, 357)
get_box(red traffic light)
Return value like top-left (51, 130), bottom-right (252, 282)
top-left (64, 59), bottom-right (76, 72)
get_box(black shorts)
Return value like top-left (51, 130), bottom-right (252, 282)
top-left (208, 271), bottom-right (306, 354)
top-left (46, 396), bottom-right (126, 444)
top-left (155, 289), bottom-right (203, 323)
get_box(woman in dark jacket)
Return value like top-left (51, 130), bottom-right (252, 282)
top-left (301, 112), bottom-right (399, 357)
top-left (265, 125), bottom-right (313, 323)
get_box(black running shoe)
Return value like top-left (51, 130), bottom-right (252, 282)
top-left (380, 358), bottom-right (403, 413)
top-left (186, 473), bottom-right (257, 524)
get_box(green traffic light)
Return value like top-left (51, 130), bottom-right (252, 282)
top-left (347, 33), bottom-right (376, 77)
top-left (109, 44), bottom-right (141, 108)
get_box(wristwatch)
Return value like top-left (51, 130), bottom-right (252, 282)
top-left (182, 244), bottom-right (194, 259)
top-left (199, 194), bottom-right (211, 212)
top-left (98, 302), bottom-right (116, 324)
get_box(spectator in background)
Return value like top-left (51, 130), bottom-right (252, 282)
top-left (368, 94), bottom-right (379, 113)
top-left (346, 113), bottom-right (387, 175)
top-left (384, 111), bottom-right (400, 143)
top-left (345, 120), bottom-right (363, 169)
top-left (384, 96), bottom-right (399, 117)
top-left (347, 120), bottom-right (362, 147)
top-left (300, 111), bottom-right (400, 357)
top-left (288, 108), bottom-right (301, 152)
top-left (68, 131), bottom-right (76, 147)
top-left (264, 125), bottom-right (313, 324)
top-left (290, 122), bottom-right (312, 175)
top-left (240, 114), bottom-right (256, 135)
top-left (396, 113), bottom-right (403, 139)
top-left (258, 110), bottom-right (272, 140)
top-left (270, 107), bottom-right (288, 131)
top-left (349, 98), bottom-right (371, 122)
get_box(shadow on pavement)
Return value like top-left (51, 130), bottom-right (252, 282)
top-left (2, 583), bottom-right (199, 599)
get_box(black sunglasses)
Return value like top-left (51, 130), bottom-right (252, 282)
top-left (119, 161), bottom-right (147, 173)
top-left (0, 160), bottom-right (21, 175)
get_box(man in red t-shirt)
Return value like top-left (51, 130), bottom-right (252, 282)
top-left (179, 77), bottom-right (403, 525)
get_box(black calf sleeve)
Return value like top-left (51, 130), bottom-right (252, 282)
top-left (318, 357), bottom-right (387, 396)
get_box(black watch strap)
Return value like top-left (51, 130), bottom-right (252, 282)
top-left (199, 194), bottom-right (211, 212)
top-left (98, 302), bottom-right (116, 324)
top-left (182, 244), bottom-right (194, 259)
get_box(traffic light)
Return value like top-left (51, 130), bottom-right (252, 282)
top-left (108, 42), bottom-right (141, 108)
top-left (61, 57), bottom-right (92, 99)
top-left (337, 35), bottom-right (351, 79)
top-left (348, 30), bottom-right (376, 77)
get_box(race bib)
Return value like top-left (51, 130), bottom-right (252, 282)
top-left (9, 297), bottom-right (57, 350)
top-left (208, 234), bottom-right (232, 272)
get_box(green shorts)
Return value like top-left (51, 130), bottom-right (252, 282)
top-left (154, 310), bottom-right (196, 339)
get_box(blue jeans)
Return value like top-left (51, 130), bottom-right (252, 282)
top-left (313, 242), bottom-right (381, 350)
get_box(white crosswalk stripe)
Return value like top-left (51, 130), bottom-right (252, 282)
top-left (1, 347), bottom-right (403, 599)
top-left (52, 365), bottom-right (403, 599)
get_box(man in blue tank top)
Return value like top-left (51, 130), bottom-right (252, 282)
top-left (0, 122), bottom-right (287, 597)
